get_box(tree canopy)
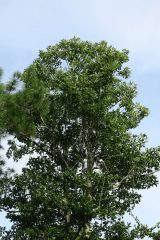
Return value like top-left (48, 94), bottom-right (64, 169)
top-left (0, 38), bottom-right (160, 239)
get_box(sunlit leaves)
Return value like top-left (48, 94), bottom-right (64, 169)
top-left (0, 39), bottom-right (160, 239)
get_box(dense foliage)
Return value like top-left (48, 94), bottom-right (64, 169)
top-left (0, 39), bottom-right (160, 239)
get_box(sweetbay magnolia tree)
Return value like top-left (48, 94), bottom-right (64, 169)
top-left (1, 38), bottom-right (160, 239)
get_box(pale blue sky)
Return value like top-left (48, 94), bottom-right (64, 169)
top-left (0, 0), bottom-right (160, 233)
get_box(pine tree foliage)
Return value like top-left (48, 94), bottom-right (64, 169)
top-left (0, 67), bottom-right (15, 236)
top-left (1, 39), bottom-right (160, 239)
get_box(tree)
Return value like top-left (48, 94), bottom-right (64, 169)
top-left (0, 68), bottom-right (14, 237)
top-left (1, 38), bottom-right (160, 239)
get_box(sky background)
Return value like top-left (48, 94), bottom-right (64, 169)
top-left (0, 0), bottom-right (160, 235)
